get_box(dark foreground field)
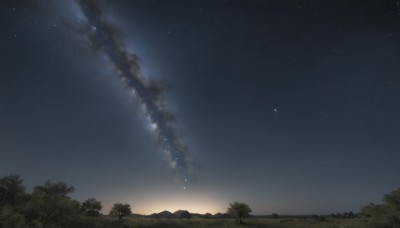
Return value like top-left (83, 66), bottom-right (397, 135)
top-left (94, 217), bottom-right (365, 228)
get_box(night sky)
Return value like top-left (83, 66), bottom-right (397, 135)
top-left (1, 0), bottom-right (400, 215)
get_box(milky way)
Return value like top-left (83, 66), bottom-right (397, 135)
top-left (72, 0), bottom-right (194, 188)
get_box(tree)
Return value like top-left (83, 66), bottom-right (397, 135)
top-left (25, 180), bottom-right (80, 227)
top-left (227, 202), bottom-right (252, 224)
top-left (0, 206), bottom-right (26, 228)
top-left (81, 198), bottom-right (102, 217)
top-left (33, 180), bottom-right (74, 197)
top-left (0, 175), bottom-right (25, 207)
top-left (0, 175), bottom-right (28, 227)
top-left (272, 213), bottom-right (279, 219)
top-left (361, 188), bottom-right (400, 227)
top-left (110, 203), bottom-right (131, 222)
top-left (383, 188), bottom-right (400, 211)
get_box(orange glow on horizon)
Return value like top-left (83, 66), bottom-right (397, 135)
top-left (134, 203), bottom-right (223, 215)
top-left (101, 190), bottom-right (229, 215)
top-left (133, 196), bottom-right (227, 215)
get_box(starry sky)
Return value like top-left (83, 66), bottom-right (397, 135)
top-left (1, 0), bottom-right (400, 215)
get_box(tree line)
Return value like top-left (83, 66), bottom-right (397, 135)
top-left (0, 174), bottom-right (131, 227)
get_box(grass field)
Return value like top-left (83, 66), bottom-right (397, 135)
top-left (100, 217), bottom-right (366, 228)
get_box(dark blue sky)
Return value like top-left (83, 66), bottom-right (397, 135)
top-left (1, 0), bottom-right (400, 215)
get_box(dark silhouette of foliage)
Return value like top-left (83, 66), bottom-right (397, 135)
top-left (272, 213), bottom-right (279, 219)
top-left (361, 188), bottom-right (400, 227)
top-left (33, 180), bottom-right (74, 197)
top-left (110, 203), bottom-right (132, 222)
top-left (0, 175), bottom-right (25, 207)
top-left (82, 197), bottom-right (102, 217)
top-left (0, 176), bottom-right (86, 227)
top-left (0, 175), bottom-right (27, 227)
top-left (25, 180), bottom-right (80, 227)
top-left (6, 173), bottom-right (398, 228)
top-left (384, 188), bottom-right (400, 210)
top-left (227, 201), bottom-right (252, 224)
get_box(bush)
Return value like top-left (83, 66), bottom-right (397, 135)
top-left (361, 188), bottom-right (400, 227)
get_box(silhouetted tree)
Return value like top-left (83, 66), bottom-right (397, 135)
top-left (0, 175), bottom-right (27, 227)
top-left (0, 175), bottom-right (106, 228)
top-left (272, 213), bottom-right (279, 219)
top-left (361, 188), bottom-right (400, 227)
top-left (0, 175), bottom-right (25, 207)
top-left (110, 203), bottom-right (131, 222)
top-left (25, 180), bottom-right (80, 227)
top-left (82, 198), bottom-right (102, 217)
top-left (383, 188), bottom-right (400, 210)
top-left (227, 202), bottom-right (252, 224)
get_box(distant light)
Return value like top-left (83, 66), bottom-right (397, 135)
top-left (274, 108), bottom-right (278, 112)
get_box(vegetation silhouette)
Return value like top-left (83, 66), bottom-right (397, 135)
top-left (360, 188), bottom-right (400, 227)
top-left (110, 203), bottom-right (132, 222)
top-left (227, 201), bottom-right (252, 224)
top-left (82, 198), bottom-right (102, 217)
top-left (1, 174), bottom-right (400, 227)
